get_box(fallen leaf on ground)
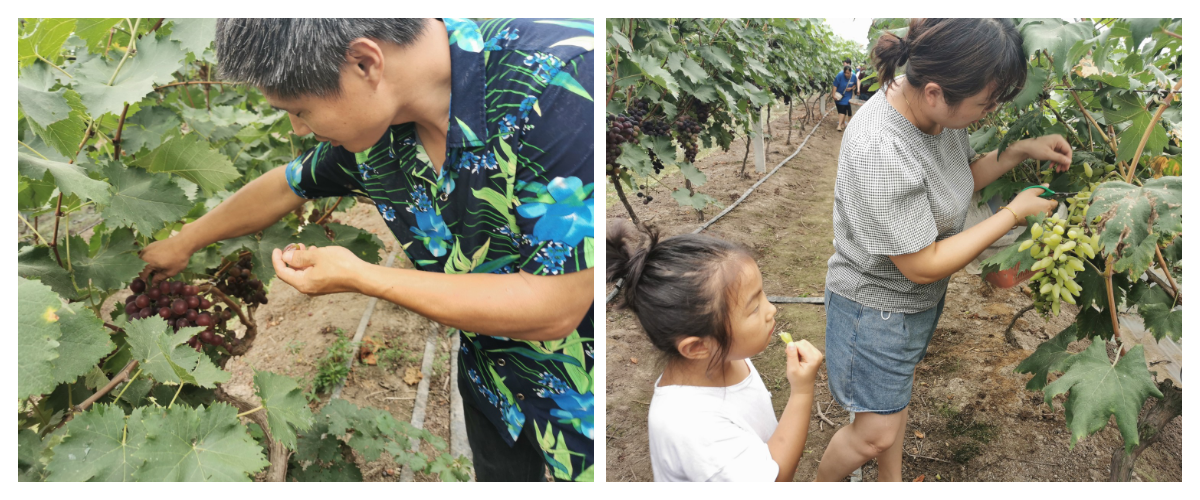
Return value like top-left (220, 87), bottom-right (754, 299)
top-left (631, 357), bottom-right (638, 364)
top-left (914, 430), bottom-right (925, 439)
top-left (403, 367), bottom-right (423, 385)
top-left (913, 474), bottom-right (925, 482)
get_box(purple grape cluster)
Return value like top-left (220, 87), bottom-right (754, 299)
top-left (674, 116), bottom-right (702, 163)
top-left (124, 278), bottom-right (225, 350)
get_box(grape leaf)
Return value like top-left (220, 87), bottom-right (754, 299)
top-left (253, 370), bottom-right (315, 451)
top-left (1075, 306), bottom-right (1115, 341)
top-left (18, 246), bottom-right (78, 300)
top-left (46, 405), bottom-right (147, 482)
top-left (1116, 110), bottom-right (1169, 163)
top-left (133, 403), bottom-right (269, 481)
top-left (18, 428), bottom-right (52, 482)
top-left (1073, 261), bottom-right (1130, 310)
top-left (1015, 324), bottom-right (1076, 391)
top-left (74, 19), bottom-right (124, 53)
top-left (1102, 92), bottom-right (1145, 125)
top-left (298, 222), bottom-right (386, 265)
top-left (74, 34), bottom-right (187, 118)
top-left (627, 52), bottom-right (679, 95)
top-left (294, 421), bottom-right (344, 464)
top-left (1043, 340), bottom-right (1163, 452)
top-left (17, 18), bottom-right (76, 68)
top-left (1019, 20), bottom-right (1093, 73)
top-left (51, 304), bottom-right (115, 385)
top-left (679, 163), bottom-right (707, 187)
top-left (131, 133), bottom-right (240, 196)
top-left (17, 63), bottom-right (71, 128)
top-left (320, 398), bottom-right (361, 438)
top-left (166, 18), bottom-right (216, 55)
top-left (1085, 177), bottom-right (1181, 276)
top-left (66, 229), bottom-right (145, 293)
top-left (1012, 66), bottom-right (1049, 109)
top-left (17, 151), bottom-right (111, 205)
top-left (616, 141), bottom-right (653, 177)
top-left (18, 174), bottom-right (58, 211)
top-left (1128, 18), bottom-right (1165, 47)
top-left (224, 220), bottom-right (308, 286)
top-left (997, 107), bottom-right (1043, 155)
top-left (123, 318), bottom-right (230, 388)
top-left (1136, 285), bottom-right (1180, 341)
top-left (120, 106), bottom-right (183, 155)
top-left (103, 161), bottom-right (192, 236)
top-left (18, 277), bottom-right (64, 399)
top-left (28, 89), bottom-right (89, 159)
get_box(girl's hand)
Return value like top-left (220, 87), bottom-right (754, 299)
top-left (271, 243), bottom-right (367, 295)
top-left (1016, 135), bottom-right (1073, 172)
top-left (785, 340), bottom-right (824, 396)
top-left (1006, 184), bottom-right (1060, 223)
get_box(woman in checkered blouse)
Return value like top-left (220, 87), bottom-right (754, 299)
top-left (816, 19), bottom-right (1073, 481)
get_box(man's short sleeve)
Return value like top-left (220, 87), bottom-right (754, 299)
top-left (839, 138), bottom-right (938, 256)
top-left (283, 141), bottom-right (361, 200)
top-left (512, 51), bottom-right (595, 276)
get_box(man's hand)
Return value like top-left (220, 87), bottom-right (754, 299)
top-left (271, 243), bottom-right (368, 295)
top-left (138, 233), bottom-right (199, 285)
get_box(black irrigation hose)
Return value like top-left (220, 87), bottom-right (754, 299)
top-left (606, 105), bottom-right (835, 304)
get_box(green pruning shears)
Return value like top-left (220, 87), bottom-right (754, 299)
top-left (1021, 185), bottom-right (1079, 200)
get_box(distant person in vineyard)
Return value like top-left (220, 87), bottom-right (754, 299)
top-left (817, 18), bottom-right (1070, 482)
top-left (832, 64), bottom-right (858, 132)
top-left (137, 18), bottom-right (595, 482)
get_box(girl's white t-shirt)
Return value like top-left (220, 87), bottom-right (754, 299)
top-left (648, 359), bottom-right (779, 482)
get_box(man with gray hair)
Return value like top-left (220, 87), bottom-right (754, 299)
top-left (138, 18), bottom-right (595, 482)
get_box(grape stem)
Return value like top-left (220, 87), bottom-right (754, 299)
top-left (67, 359), bottom-right (140, 420)
top-left (17, 214), bottom-right (50, 246)
top-left (167, 382), bottom-right (184, 409)
top-left (609, 172), bottom-right (643, 227)
top-left (1154, 244), bottom-right (1181, 304)
top-left (236, 405), bottom-right (264, 418)
top-left (111, 104), bottom-right (130, 159)
top-left (314, 196), bottom-right (344, 225)
top-left (111, 368), bottom-right (142, 403)
top-left (1125, 78), bottom-right (1183, 183)
top-left (197, 283), bottom-right (259, 355)
top-left (1103, 256), bottom-right (1122, 365)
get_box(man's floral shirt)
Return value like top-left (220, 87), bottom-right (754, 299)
top-left (284, 18), bottom-right (594, 481)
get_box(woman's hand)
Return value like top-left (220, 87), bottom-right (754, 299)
top-left (784, 340), bottom-right (825, 397)
top-left (1006, 184), bottom-right (1060, 223)
top-left (1014, 135), bottom-right (1073, 172)
top-left (271, 243), bottom-right (368, 295)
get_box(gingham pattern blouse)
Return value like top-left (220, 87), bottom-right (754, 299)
top-left (825, 87), bottom-right (976, 314)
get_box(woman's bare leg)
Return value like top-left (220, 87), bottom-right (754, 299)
top-left (815, 410), bottom-right (906, 481)
top-left (874, 407), bottom-right (909, 481)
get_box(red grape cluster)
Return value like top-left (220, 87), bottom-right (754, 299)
top-left (674, 116), bottom-right (702, 163)
top-left (606, 113), bottom-right (641, 167)
top-left (641, 119), bottom-right (670, 138)
top-left (211, 252), bottom-right (268, 307)
top-left (124, 278), bottom-right (224, 350)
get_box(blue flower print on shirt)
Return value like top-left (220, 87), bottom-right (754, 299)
top-left (523, 52), bottom-right (564, 83)
top-left (410, 185), bottom-right (434, 213)
top-left (457, 151), bottom-right (479, 173)
top-left (516, 176), bottom-right (595, 247)
top-left (378, 203), bottom-right (396, 222)
top-left (483, 27), bottom-right (520, 51)
top-left (444, 18), bottom-right (484, 52)
top-left (518, 96), bottom-right (538, 121)
top-left (357, 162), bottom-right (375, 181)
top-left (411, 210), bottom-right (452, 257)
top-left (498, 114), bottom-right (519, 139)
top-left (548, 389), bottom-right (594, 440)
top-left (534, 372), bottom-right (569, 398)
top-left (534, 241), bottom-right (573, 275)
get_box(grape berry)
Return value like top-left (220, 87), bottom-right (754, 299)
top-left (125, 277), bottom-right (224, 351)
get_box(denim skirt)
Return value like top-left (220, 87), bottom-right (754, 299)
top-left (824, 289), bottom-right (945, 415)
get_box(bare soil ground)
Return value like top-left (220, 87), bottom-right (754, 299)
top-left (605, 106), bottom-right (1182, 482)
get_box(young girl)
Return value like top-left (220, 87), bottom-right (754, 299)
top-left (608, 222), bottom-right (824, 482)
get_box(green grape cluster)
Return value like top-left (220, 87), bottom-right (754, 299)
top-left (1018, 183), bottom-right (1102, 316)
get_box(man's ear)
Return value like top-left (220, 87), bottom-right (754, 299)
top-left (345, 38), bottom-right (385, 85)
top-left (676, 336), bottom-right (715, 362)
